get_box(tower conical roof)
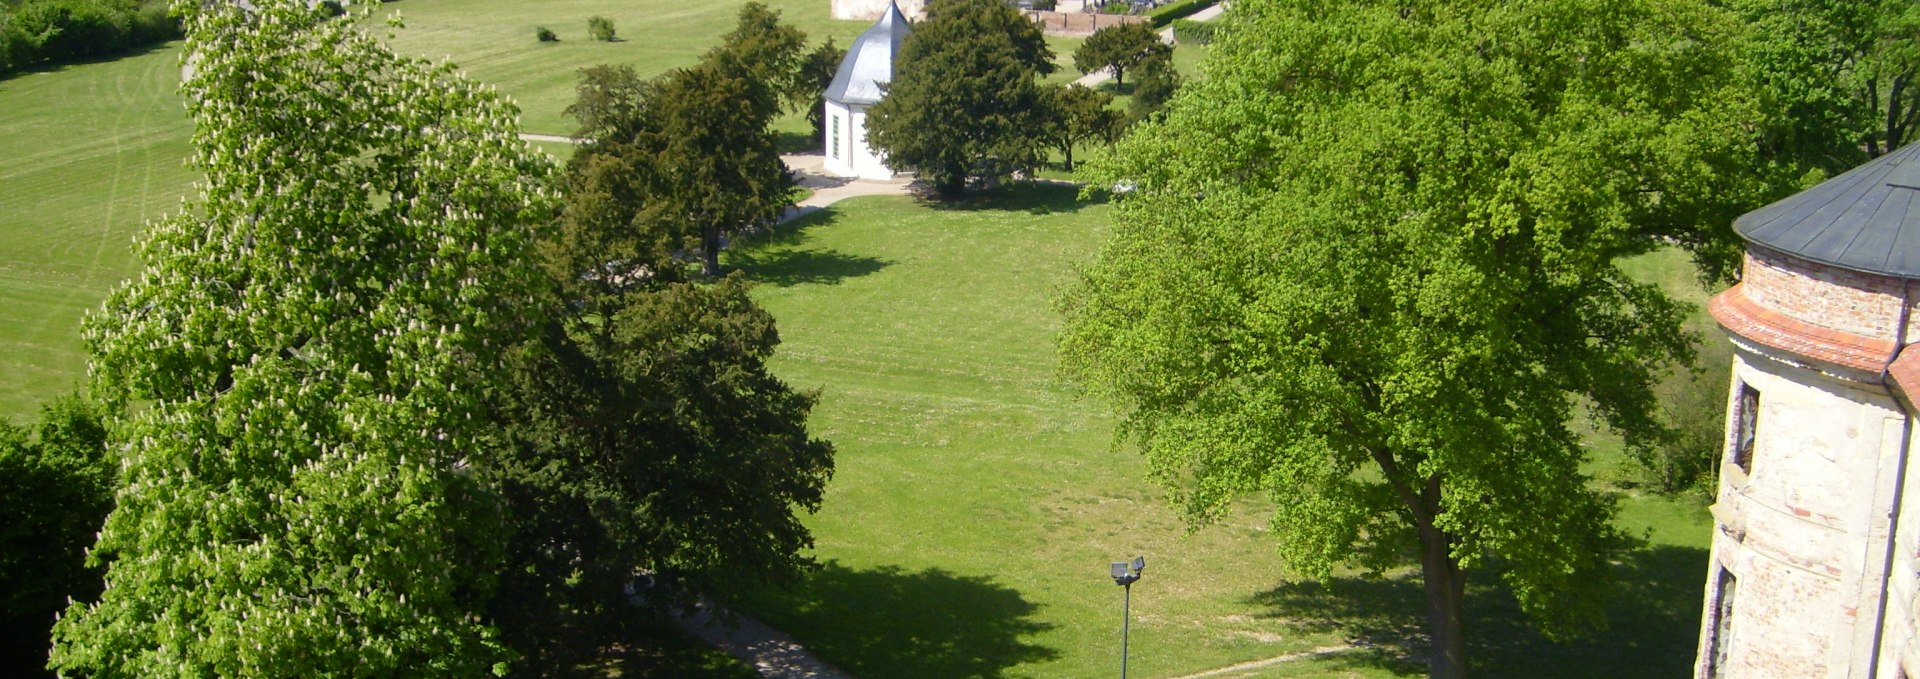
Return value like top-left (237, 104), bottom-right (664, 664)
top-left (824, 1), bottom-right (912, 106)
top-left (1736, 142), bottom-right (1920, 279)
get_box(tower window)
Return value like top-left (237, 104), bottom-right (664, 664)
top-left (1731, 382), bottom-right (1759, 474)
top-left (831, 115), bottom-right (841, 160)
top-left (1708, 566), bottom-right (1738, 677)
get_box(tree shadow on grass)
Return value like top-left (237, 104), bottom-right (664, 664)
top-left (1248, 544), bottom-right (1708, 678)
top-left (727, 208), bottom-right (891, 288)
top-left (925, 181), bottom-right (1104, 216)
top-left (737, 561), bottom-right (1059, 679)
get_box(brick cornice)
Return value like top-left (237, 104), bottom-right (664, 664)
top-left (1710, 284), bottom-right (1920, 402)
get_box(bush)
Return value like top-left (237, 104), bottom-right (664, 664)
top-left (535, 25), bottom-right (557, 42)
top-left (1147, 0), bottom-right (1215, 26)
top-left (129, 0), bottom-right (179, 44)
top-left (0, 396), bottom-right (111, 678)
top-left (13, 0), bottom-right (131, 62)
top-left (587, 15), bottom-right (614, 41)
top-left (1171, 18), bottom-right (1214, 44)
top-left (0, 13), bottom-right (41, 75)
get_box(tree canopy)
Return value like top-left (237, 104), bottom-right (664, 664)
top-left (1037, 83), bottom-right (1122, 172)
top-left (0, 396), bottom-right (109, 678)
top-left (481, 7), bottom-right (835, 671)
top-left (49, 1), bottom-right (555, 674)
top-left (867, 0), bottom-right (1055, 196)
top-left (1062, 0), bottom-right (1760, 676)
top-left (1072, 21), bottom-right (1168, 90)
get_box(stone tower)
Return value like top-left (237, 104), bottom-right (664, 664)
top-left (1697, 142), bottom-right (1920, 678)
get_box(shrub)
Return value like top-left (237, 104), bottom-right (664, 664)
top-left (1030, 0), bottom-right (1056, 10)
top-left (13, 0), bottom-right (131, 62)
top-left (587, 15), bottom-right (614, 41)
top-left (129, 0), bottom-right (180, 44)
top-left (1171, 18), bottom-right (1214, 44)
top-left (535, 25), bottom-right (557, 42)
top-left (1147, 0), bottom-right (1215, 26)
top-left (0, 13), bottom-right (41, 75)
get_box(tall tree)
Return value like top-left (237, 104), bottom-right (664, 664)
top-left (482, 51), bottom-right (835, 676)
top-left (1072, 21), bottom-right (1168, 91)
top-left (48, 1), bottom-right (554, 675)
top-left (1037, 83), bottom-right (1122, 172)
top-left (798, 38), bottom-right (846, 142)
top-left (1126, 52), bottom-right (1179, 123)
top-left (1060, 1), bottom-right (1757, 677)
top-left (0, 397), bottom-right (109, 678)
top-left (1733, 0), bottom-right (1920, 170)
top-left (566, 5), bottom-right (800, 277)
top-left (867, 0), bottom-right (1055, 197)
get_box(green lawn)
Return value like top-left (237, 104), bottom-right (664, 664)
top-left (723, 185), bottom-right (1714, 678)
top-left (0, 43), bottom-right (197, 419)
top-left (375, 0), bottom-right (869, 135)
top-left (0, 1), bottom-right (855, 420)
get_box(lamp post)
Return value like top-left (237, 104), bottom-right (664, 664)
top-left (1110, 556), bottom-right (1145, 679)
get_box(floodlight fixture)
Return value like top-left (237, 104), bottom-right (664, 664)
top-left (1109, 555), bottom-right (1147, 679)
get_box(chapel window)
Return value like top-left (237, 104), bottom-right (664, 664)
top-left (1731, 382), bottom-right (1759, 475)
top-left (1708, 566), bottom-right (1738, 677)
top-left (831, 115), bottom-right (841, 160)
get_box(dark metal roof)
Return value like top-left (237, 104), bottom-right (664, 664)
top-left (824, 1), bottom-right (911, 106)
top-left (1736, 142), bottom-right (1920, 279)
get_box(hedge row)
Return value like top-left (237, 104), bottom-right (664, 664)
top-left (1147, 0), bottom-right (1217, 27)
top-left (0, 0), bottom-right (180, 78)
top-left (1171, 17), bottom-right (1215, 44)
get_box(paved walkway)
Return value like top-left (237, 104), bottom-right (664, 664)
top-left (1071, 3), bottom-right (1227, 89)
top-left (674, 598), bottom-right (856, 679)
top-left (778, 152), bottom-right (915, 223)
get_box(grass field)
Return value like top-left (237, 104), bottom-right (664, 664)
top-left (723, 185), bottom-right (1714, 678)
top-left (0, 43), bottom-right (197, 419)
top-left (0, 4), bottom-right (1722, 677)
top-left (0, 1), bottom-right (865, 420)
top-left (375, 0), bottom-right (870, 135)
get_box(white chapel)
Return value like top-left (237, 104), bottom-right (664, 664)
top-left (823, 0), bottom-right (910, 180)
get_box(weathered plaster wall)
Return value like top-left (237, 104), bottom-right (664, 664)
top-left (1698, 350), bottom-right (1908, 678)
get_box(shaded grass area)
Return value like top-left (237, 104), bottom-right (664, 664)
top-left (724, 184), bottom-right (1715, 678)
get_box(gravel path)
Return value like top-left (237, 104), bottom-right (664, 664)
top-left (778, 152), bottom-right (914, 224)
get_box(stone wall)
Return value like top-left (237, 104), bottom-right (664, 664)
top-left (1022, 9), bottom-right (1151, 36)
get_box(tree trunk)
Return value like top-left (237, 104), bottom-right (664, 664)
top-left (702, 225), bottom-right (722, 277)
top-left (1417, 519), bottom-right (1468, 679)
top-left (1063, 143), bottom-right (1075, 172)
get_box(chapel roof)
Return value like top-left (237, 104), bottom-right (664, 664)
top-left (824, 0), bottom-right (912, 106)
top-left (1736, 141), bottom-right (1920, 279)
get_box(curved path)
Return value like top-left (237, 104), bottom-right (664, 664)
top-left (1071, 3), bottom-right (1227, 89)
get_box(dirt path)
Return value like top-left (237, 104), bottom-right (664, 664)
top-left (1071, 3), bottom-right (1227, 89)
top-left (1160, 644), bottom-right (1359, 679)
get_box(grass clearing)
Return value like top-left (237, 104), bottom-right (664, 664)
top-left (724, 185), bottom-right (1713, 678)
top-left (0, 43), bottom-right (196, 419)
top-left (375, 0), bottom-right (869, 135)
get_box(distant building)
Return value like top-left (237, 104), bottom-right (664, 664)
top-left (831, 0), bottom-right (925, 21)
top-left (822, 1), bottom-right (910, 180)
top-left (1696, 142), bottom-right (1920, 678)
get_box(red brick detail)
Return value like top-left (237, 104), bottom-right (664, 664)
top-left (1711, 285), bottom-right (1895, 374)
top-left (1743, 247), bottom-right (1920, 341)
top-left (1892, 350), bottom-right (1920, 403)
